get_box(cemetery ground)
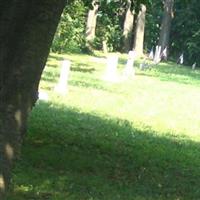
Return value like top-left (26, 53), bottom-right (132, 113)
top-left (8, 52), bottom-right (200, 200)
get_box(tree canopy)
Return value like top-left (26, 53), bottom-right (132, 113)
top-left (52, 0), bottom-right (200, 64)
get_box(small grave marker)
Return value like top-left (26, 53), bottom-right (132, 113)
top-left (192, 62), bottom-right (196, 70)
top-left (177, 53), bottom-right (184, 65)
top-left (149, 47), bottom-right (154, 60)
top-left (123, 50), bottom-right (136, 79)
top-left (161, 47), bottom-right (167, 60)
top-left (55, 60), bottom-right (71, 95)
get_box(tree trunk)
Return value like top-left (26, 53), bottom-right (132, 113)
top-left (123, 0), bottom-right (134, 53)
top-left (86, 0), bottom-right (99, 46)
top-left (0, 1), bottom-right (65, 198)
top-left (158, 0), bottom-right (174, 58)
top-left (133, 4), bottom-right (146, 57)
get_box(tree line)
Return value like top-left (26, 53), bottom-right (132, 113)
top-left (52, 0), bottom-right (200, 65)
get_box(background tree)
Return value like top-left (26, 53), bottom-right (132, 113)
top-left (50, 0), bottom-right (200, 64)
top-left (144, 0), bottom-right (162, 51)
top-left (0, 1), bottom-right (65, 198)
top-left (122, 0), bottom-right (135, 52)
top-left (170, 0), bottom-right (200, 64)
top-left (158, 0), bottom-right (174, 58)
top-left (85, 0), bottom-right (99, 48)
top-left (52, 0), bottom-right (87, 53)
top-left (94, 0), bottom-right (124, 52)
top-left (133, 3), bottom-right (147, 56)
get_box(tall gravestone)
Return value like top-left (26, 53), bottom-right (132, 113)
top-left (55, 60), bottom-right (71, 95)
top-left (123, 50), bottom-right (136, 79)
top-left (154, 45), bottom-right (161, 64)
top-left (103, 55), bottom-right (119, 82)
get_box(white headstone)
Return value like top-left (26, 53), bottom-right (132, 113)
top-left (161, 47), bottom-right (167, 60)
top-left (38, 90), bottom-right (48, 101)
top-left (149, 47), bottom-right (154, 60)
top-left (123, 50), bottom-right (136, 79)
top-left (55, 60), bottom-right (71, 95)
top-left (180, 53), bottom-right (184, 64)
top-left (103, 55), bottom-right (119, 82)
top-left (154, 45), bottom-right (161, 64)
top-left (177, 53), bottom-right (184, 65)
top-left (192, 62), bottom-right (196, 70)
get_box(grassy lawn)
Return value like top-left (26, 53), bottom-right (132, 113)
top-left (8, 52), bottom-right (200, 199)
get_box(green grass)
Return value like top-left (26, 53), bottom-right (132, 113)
top-left (8, 52), bottom-right (200, 199)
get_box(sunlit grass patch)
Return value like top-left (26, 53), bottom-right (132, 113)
top-left (9, 52), bottom-right (200, 200)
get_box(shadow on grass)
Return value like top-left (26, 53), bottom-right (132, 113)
top-left (118, 57), bottom-right (127, 67)
top-left (9, 102), bottom-right (200, 200)
top-left (46, 64), bottom-right (58, 69)
top-left (69, 77), bottom-right (117, 94)
top-left (48, 54), bottom-right (66, 61)
top-left (71, 63), bottom-right (95, 73)
top-left (41, 71), bottom-right (59, 84)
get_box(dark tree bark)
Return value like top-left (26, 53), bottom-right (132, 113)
top-left (123, 0), bottom-right (135, 53)
top-left (0, 0), bottom-right (65, 198)
top-left (158, 0), bottom-right (174, 58)
top-left (133, 4), bottom-right (146, 57)
top-left (86, 0), bottom-right (99, 47)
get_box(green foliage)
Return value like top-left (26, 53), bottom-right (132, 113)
top-left (94, 0), bottom-right (125, 52)
top-left (144, 1), bottom-right (162, 51)
top-left (51, 0), bottom-right (87, 53)
top-left (51, 0), bottom-right (200, 62)
top-left (171, 0), bottom-right (200, 64)
top-left (94, 14), bottom-right (123, 51)
top-left (187, 29), bottom-right (200, 63)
